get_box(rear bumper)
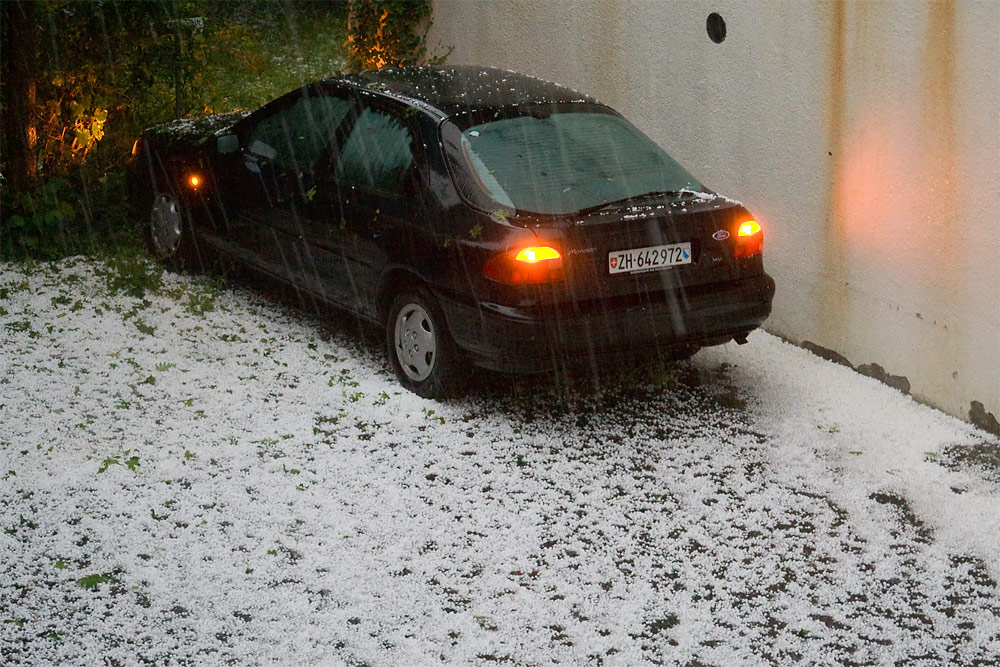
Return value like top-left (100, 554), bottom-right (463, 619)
top-left (439, 273), bottom-right (775, 373)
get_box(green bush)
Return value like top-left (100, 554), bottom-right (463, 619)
top-left (1, 177), bottom-right (78, 261)
top-left (1, 167), bottom-right (135, 262)
top-left (0, 1), bottom-right (449, 264)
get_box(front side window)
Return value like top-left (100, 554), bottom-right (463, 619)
top-left (249, 93), bottom-right (352, 171)
top-left (336, 107), bottom-right (414, 193)
top-left (455, 108), bottom-right (702, 215)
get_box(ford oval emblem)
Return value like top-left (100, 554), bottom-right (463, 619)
top-left (712, 230), bottom-right (730, 241)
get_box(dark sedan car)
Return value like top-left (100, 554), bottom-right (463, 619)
top-left (127, 66), bottom-right (774, 397)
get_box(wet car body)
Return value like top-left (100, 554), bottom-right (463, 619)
top-left (127, 66), bottom-right (775, 396)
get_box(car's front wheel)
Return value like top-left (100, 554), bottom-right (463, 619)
top-left (144, 187), bottom-right (203, 272)
top-left (386, 290), bottom-right (467, 398)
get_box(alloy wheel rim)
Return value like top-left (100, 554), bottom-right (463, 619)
top-left (394, 303), bottom-right (436, 382)
top-left (149, 193), bottom-right (183, 258)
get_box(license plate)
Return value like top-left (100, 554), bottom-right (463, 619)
top-left (608, 242), bottom-right (692, 275)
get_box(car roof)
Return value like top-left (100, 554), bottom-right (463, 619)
top-left (342, 66), bottom-right (598, 117)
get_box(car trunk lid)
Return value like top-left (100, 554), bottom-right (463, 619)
top-left (521, 194), bottom-right (759, 306)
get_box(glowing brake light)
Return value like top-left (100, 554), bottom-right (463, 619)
top-left (515, 246), bottom-right (561, 263)
top-left (483, 246), bottom-right (564, 284)
top-left (734, 219), bottom-right (763, 258)
top-left (188, 174), bottom-right (201, 189)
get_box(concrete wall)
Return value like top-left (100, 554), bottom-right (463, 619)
top-left (427, 0), bottom-right (1000, 427)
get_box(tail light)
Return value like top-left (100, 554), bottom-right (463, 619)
top-left (483, 245), bottom-right (564, 285)
top-left (187, 174), bottom-right (202, 189)
top-left (734, 220), bottom-right (762, 258)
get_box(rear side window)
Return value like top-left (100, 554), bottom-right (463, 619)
top-left (336, 108), bottom-right (414, 193)
top-left (249, 93), bottom-right (351, 170)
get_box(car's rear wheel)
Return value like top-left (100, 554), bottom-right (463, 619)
top-left (663, 344), bottom-right (700, 362)
top-left (387, 290), bottom-right (466, 398)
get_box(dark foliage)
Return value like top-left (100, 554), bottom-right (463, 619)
top-left (346, 0), bottom-right (438, 71)
top-left (1, 1), bottom-right (351, 261)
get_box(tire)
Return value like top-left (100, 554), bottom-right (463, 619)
top-left (386, 289), bottom-right (467, 398)
top-left (663, 345), bottom-right (700, 362)
top-left (144, 186), bottom-right (204, 272)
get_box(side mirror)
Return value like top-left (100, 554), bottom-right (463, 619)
top-left (217, 134), bottom-right (239, 155)
top-left (248, 139), bottom-right (277, 160)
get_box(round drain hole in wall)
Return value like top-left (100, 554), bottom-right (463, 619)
top-left (707, 12), bottom-right (727, 43)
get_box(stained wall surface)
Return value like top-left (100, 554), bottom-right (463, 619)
top-left (427, 0), bottom-right (1000, 425)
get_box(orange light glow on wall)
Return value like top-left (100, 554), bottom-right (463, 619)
top-left (188, 175), bottom-right (201, 188)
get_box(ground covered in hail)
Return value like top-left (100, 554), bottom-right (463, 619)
top-left (2, 257), bottom-right (998, 665)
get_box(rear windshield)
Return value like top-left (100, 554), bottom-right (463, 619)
top-left (455, 109), bottom-right (702, 216)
